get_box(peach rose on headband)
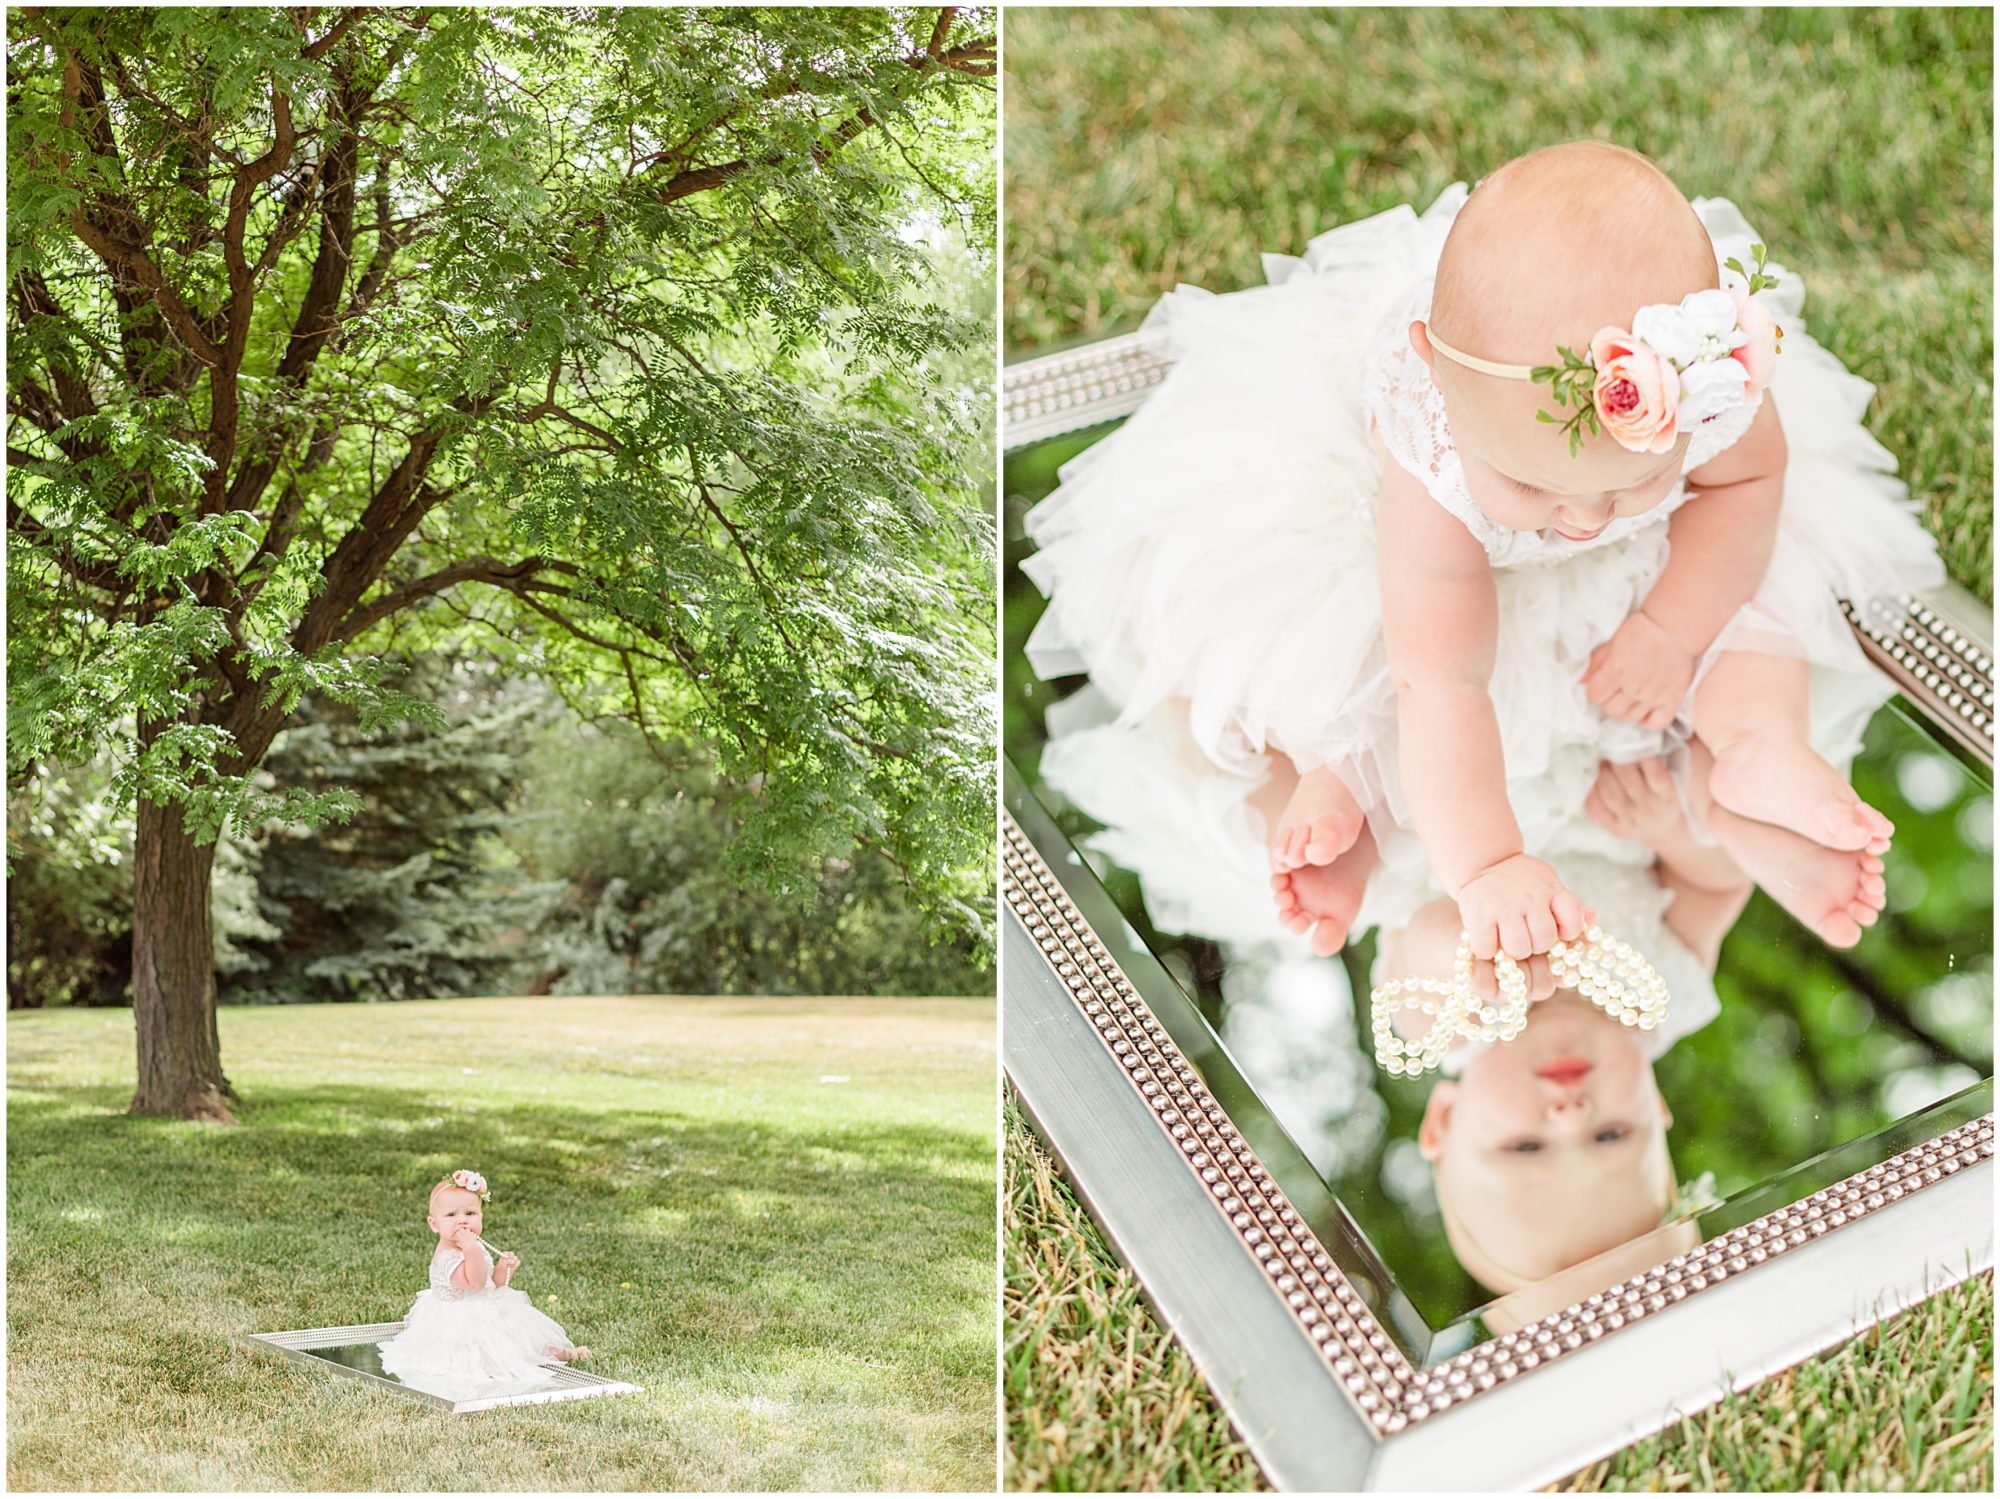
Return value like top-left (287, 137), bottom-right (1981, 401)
top-left (1588, 329), bottom-right (1681, 453)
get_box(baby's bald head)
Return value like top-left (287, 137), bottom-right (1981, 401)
top-left (1423, 143), bottom-right (1718, 494)
top-left (1431, 142), bottom-right (1717, 362)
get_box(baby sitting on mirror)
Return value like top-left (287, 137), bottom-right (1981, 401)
top-left (1380, 756), bottom-right (1749, 1293)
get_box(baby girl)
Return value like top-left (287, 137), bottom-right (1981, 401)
top-left (377, 1169), bottom-right (588, 1394)
top-left (1292, 141), bottom-right (1901, 959)
top-left (1025, 140), bottom-right (1938, 963)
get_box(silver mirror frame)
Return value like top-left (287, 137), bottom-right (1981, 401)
top-left (244, 1324), bottom-right (643, 1414)
top-left (1002, 339), bottom-right (1996, 1492)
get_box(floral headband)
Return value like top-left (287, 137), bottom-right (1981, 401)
top-left (433, 1168), bottom-right (489, 1204)
top-left (1427, 244), bottom-right (1783, 456)
top-left (1369, 925), bottom-right (1669, 1076)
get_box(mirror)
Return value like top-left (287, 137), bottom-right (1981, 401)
top-left (311, 1336), bottom-right (577, 1403)
top-left (246, 1325), bottom-right (640, 1412)
top-left (1005, 428), bottom-right (1994, 1358)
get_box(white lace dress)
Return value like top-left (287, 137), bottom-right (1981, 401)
top-left (376, 1244), bottom-right (574, 1397)
top-left (1023, 183), bottom-right (1943, 941)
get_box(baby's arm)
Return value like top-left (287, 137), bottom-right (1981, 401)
top-left (1377, 435), bottom-right (1591, 959)
top-left (1585, 397), bottom-right (1788, 728)
top-left (448, 1229), bottom-right (491, 1291)
top-left (1657, 867), bottom-right (1753, 972)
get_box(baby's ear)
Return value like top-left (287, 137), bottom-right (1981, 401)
top-left (1657, 1093), bottom-right (1674, 1131)
top-left (1418, 1081), bottom-right (1457, 1162)
top-left (1409, 319), bottom-right (1438, 373)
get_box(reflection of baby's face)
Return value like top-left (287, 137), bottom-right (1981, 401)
top-left (1422, 994), bottom-right (1673, 1291)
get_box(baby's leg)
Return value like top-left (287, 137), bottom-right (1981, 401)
top-left (1267, 758), bottom-right (1367, 872)
top-left (1693, 650), bottom-right (1892, 853)
top-left (1252, 753), bottom-right (1371, 950)
top-left (1686, 737), bottom-right (1887, 949)
top-left (1271, 825), bottom-right (1379, 955)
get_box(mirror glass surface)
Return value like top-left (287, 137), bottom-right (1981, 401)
top-left (1006, 427), bottom-right (1994, 1353)
top-left (298, 1336), bottom-right (576, 1405)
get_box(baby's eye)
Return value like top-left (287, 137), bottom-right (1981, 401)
top-left (1593, 1126), bottom-right (1629, 1144)
top-left (1505, 1139), bottom-right (1543, 1154)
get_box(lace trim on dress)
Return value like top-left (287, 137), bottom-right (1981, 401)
top-left (1359, 279), bottom-right (1490, 541)
top-left (429, 1245), bottom-right (486, 1302)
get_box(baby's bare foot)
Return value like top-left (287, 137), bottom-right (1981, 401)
top-left (1707, 732), bottom-right (1892, 853)
top-left (1706, 803), bottom-right (1887, 948)
top-left (1271, 835), bottom-right (1376, 955)
top-left (546, 1344), bottom-right (590, 1363)
top-left (1270, 765), bottom-right (1365, 872)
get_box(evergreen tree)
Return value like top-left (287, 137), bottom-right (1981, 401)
top-left (230, 654), bottom-right (551, 1003)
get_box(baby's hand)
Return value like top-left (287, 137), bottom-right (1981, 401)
top-left (494, 1251), bottom-right (521, 1285)
top-left (1585, 756), bottom-right (1685, 847)
top-left (1584, 612), bottom-right (1696, 731)
top-left (1456, 854), bottom-right (1593, 961)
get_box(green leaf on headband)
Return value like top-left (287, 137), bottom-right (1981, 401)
top-left (1530, 344), bottom-right (1600, 455)
top-left (1729, 244), bottom-right (1782, 297)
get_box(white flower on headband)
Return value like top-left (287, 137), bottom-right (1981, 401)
top-left (1675, 356), bottom-right (1754, 428)
top-left (1629, 288), bottom-right (1745, 369)
top-left (1518, 243), bottom-right (1784, 456)
top-left (450, 1169), bottom-right (489, 1200)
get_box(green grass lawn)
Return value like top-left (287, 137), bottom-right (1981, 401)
top-left (7, 996), bottom-right (996, 1492)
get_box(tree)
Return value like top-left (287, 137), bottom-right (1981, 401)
top-left (502, 704), bottom-right (989, 998)
top-left (231, 652), bottom-right (549, 1004)
top-left (7, 6), bottom-right (997, 1118)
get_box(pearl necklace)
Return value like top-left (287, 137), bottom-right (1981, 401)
top-left (1370, 926), bottom-right (1671, 1077)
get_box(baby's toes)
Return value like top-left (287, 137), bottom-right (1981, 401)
top-left (1822, 803), bottom-right (1877, 850)
top-left (1858, 870), bottom-right (1887, 906)
top-left (1846, 898), bottom-right (1882, 929)
top-left (1276, 826), bottom-right (1306, 871)
top-left (1309, 919), bottom-right (1347, 957)
top-left (1820, 911), bottom-right (1864, 949)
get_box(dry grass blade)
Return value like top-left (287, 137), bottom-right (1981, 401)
top-left (1004, 1098), bottom-right (1265, 1491)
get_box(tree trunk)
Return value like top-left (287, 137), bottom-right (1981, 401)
top-left (130, 777), bottom-right (233, 1121)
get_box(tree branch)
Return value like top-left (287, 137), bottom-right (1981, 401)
top-left (290, 419), bottom-right (462, 655)
top-left (303, 8), bottom-right (369, 61)
top-left (647, 25), bottom-right (994, 204)
top-left (337, 553), bottom-right (580, 640)
top-left (58, 48), bottom-right (226, 368)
